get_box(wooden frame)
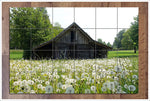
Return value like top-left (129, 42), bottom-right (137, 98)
top-left (2, 2), bottom-right (148, 99)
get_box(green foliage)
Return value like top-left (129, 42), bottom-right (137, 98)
top-left (121, 16), bottom-right (138, 51)
top-left (98, 38), bottom-right (112, 47)
top-left (10, 8), bottom-right (63, 59)
top-left (106, 42), bottom-right (112, 47)
top-left (121, 30), bottom-right (133, 50)
top-left (113, 15), bottom-right (138, 51)
top-left (113, 29), bottom-right (126, 49)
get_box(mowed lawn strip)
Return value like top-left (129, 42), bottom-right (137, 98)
top-left (108, 50), bottom-right (139, 58)
top-left (9, 49), bottom-right (139, 59)
top-left (10, 50), bottom-right (23, 59)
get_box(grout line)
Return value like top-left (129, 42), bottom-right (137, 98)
top-left (9, 28), bottom-right (130, 29)
top-left (117, 7), bottom-right (119, 66)
top-left (95, 7), bottom-right (97, 90)
top-left (52, 6), bottom-right (54, 85)
top-left (74, 7), bottom-right (75, 22)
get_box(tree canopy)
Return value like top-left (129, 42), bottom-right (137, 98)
top-left (98, 38), bottom-right (112, 47)
top-left (113, 15), bottom-right (138, 52)
top-left (10, 7), bottom-right (63, 59)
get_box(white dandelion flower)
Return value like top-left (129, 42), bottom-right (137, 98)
top-left (45, 81), bottom-right (50, 85)
top-left (101, 87), bottom-right (107, 92)
top-left (30, 90), bottom-right (35, 94)
top-left (86, 81), bottom-right (90, 85)
top-left (56, 75), bottom-right (60, 79)
top-left (56, 89), bottom-right (61, 93)
top-left (22, 80), bottom-right (27, 84)
top-left (37, 84), bottom-right (43, 89)
top-left (24, 86), bottom-right (31, 93)
top-left (117, 86), bottom-right (122, 92)
top-left (91, 86), bottom-right (96, 92)
top-left (103, 82), bottom-right (108, 88)
top-left (42, 86), bottom-right (46, 91)
top-left (124, 84), bottom-right (128, 89)
top-left (28, 80), bottom-right (34, 85)
top-left (114, 66), bottom-right (122, 72)
top-left (62, 85), bottom-right (67, 90)
top-left (13, 81), bottom-right (18, 86)
top-left (132, 75), bottom-right (138, 79)
top-left (57, 82), bottom-right (62, 88)
top-left (108, 82), bottom-right (115, 90)
top-left (85, 89), bottom-right (91, 93)
top-left (17, 92), bottom-right (23, 94)
top-left (65, 87), bottom-right (74, 94)
top-left (45, 85), bottom-right (53, 93)
top-left (128, 85), bottom-right (136, 92)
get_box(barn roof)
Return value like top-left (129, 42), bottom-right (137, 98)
top-left (33, 22), bottom-right (112, 50)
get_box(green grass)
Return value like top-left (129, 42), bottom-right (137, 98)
top-left (108, 50), bottom-right (138, 58)
top-left (9, 49), bottom-right (139, 59)
top-left (10, 50), bottom-right (23, 59)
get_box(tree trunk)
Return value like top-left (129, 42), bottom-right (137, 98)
top-left (134, 47), bottom-right (136, 53)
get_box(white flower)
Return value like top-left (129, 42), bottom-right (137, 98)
top-left (28, 80), bottom-right (34, 85)
top-left (96, 75), bottom-right (100, 79)
top-left (17, 92), bottom-right (23, 94)
top-left (91, 86), bottom-right (96, 92)
top-left (30, 90), bottom-right (35, 93)
top-left (108, 82), bottom-right (115, 90)
top-left (101, 87), bottom-right (107, 92)
top-left (62, 85), bottom-right (67, 90)
top-left (85, 89), bottom-right (91, 93)
top-left (45, 81), bottom-right (50, 85)
top-left (124, 84), bottom-right (128, 89)
top-left (114, 66), bottom-right (122, 72)
top-left (128, 85), bottom-right (136, 92)
top-left (132, 75), bottom-right (138, 79)
top-left (56, 89), bottom-right (61, 93)
top-left (45, 85), bottom-right (53, 93)
top-left (65, 87), bottom-right (74, 94)
top-left (24, 86), bottom-right (31, 93)
top-left (42, 86), bottom-right (46, 91)
top-left (117, 86), bottom-right (122, 92)
top-left (37, 84), bottom-right (43, 89)
top-left (57, 82), bottom-right (62, 88)
top-left (13, 81), bottom-right (18, 86)
top-left (22, 80), bottom-right (27, 84)
top-left (103, 82), bottom-right (108, 88)
top-left (55, 75), bottom-right (60, 79)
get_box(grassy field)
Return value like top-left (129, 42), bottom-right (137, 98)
top-left (108, 50), bottom-right (138, 58)
top-left (10, 49), bottom-right (138, 59)
top-left (10, 50), bottom-right (23, 59)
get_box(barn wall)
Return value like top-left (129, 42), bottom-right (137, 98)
top-left (53, 28), bottom-right (97, 59)
top-left (33, 26), bottom-right (110, 59)
top-left (56, 29), bottom-right (89, 44)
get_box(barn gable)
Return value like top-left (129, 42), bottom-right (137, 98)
top-left (32, 22), bottom-right (112, 59)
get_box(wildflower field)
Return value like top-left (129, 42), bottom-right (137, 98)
top-left (10, 50), bottom-right (138, 94)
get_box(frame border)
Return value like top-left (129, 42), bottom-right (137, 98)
top-left (2, 2), bottom-right (148, 99)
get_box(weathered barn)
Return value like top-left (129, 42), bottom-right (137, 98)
top-left (32, 22), bottom-right (112, 59)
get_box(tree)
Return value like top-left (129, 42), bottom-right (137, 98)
top-left (113, 29), bottom-right (126, 49)
top-left (121, 31), bottom-right (133, 50)
top-left (98, 38), bottom-right (112, 47)
top-left (121, 15), bottom-right (138, 53)
top-left (107, 42), bottom-right (112, 47)
top-left (98, 38), bottom-right (103, 43)
top-left (10, 8), bottom-right (63, 59)
top-left (128, 16), bottom-right (139, 53)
